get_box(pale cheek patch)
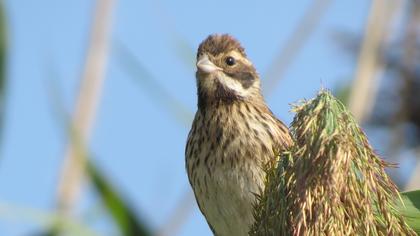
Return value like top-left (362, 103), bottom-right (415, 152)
top-left (216, 72), bottom-right (249, 97)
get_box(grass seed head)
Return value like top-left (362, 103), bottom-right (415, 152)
top-left (251, 90), bottom-right (415, 236)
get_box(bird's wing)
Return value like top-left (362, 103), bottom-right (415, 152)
top-left (274, 117), bottom-right (294, 149)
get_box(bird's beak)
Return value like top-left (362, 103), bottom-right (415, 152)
top-left (197, 55), bottom-right (221, 73)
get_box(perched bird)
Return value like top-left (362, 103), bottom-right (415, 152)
top-left (186, 34), bottom-right (292, 235)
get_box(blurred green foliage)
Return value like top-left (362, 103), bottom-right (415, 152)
top-left (87, 160), bottom-right (152, 236)
top-left (0, 1), bottom-right (6, 151)
top-left (399, 190), bottom-right (420, 235)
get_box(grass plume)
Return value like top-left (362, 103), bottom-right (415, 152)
top-left (251, 90), bottom-right (416, 235)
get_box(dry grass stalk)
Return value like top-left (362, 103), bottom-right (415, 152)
top-left (57, 0), bottom-right (115, 215)
top-left (263, 0), bottom-right (331, 95)
top-left (348, 0), bottom-right (396, 123)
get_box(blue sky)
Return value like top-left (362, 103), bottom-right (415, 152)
top-left (0, 0), bottom-right (370, 235)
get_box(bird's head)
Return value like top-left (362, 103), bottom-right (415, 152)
top-left (195, 34), bottom-right (262, 108)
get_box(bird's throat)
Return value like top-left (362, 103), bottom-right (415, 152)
top-left (197, 81), bottom-right (243, 109)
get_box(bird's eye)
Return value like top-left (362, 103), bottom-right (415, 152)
top-left (225, 56), bottom-right (236, 66)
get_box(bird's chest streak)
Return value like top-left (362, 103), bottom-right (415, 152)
top-left (187, 103), bottom-right (280, 194)
top-left (186, 103), bottom-right (282, 235)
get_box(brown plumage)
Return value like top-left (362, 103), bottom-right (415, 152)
top-left (186, 34), bottom-right (292, 235)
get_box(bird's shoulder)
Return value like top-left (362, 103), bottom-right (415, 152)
top-left (258, 104), bottom-right (293, 149)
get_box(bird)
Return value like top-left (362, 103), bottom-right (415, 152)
top-left (185, 34), bottom-right (292, 236)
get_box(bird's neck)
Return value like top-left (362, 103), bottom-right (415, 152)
top-left (197, 97), bottom-right (269, 120)
top-left (197, 88), bottom-right (265, 111)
